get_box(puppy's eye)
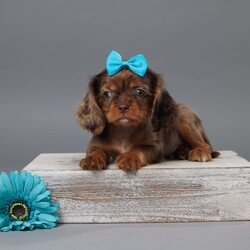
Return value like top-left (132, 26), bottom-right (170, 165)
top-left (135, 88), bottom-right (146, 97)
top-left (103, 91), bottom-right (112, 99)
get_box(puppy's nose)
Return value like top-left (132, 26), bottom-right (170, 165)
top-left (118, 104), bottom-right (129, 113)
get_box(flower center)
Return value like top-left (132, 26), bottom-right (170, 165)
top-left (9, 202), bottom-right (29, 220)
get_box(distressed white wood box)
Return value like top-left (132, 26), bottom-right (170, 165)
top-left (23, 151), bottom-right (250, 223)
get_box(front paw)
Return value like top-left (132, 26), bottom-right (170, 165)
top-left (79, 155), bottom-right (107, 170)
top-left (188, 148), bottom-right (212, 162)
top-left (116, 152), bottom-right (146, 171)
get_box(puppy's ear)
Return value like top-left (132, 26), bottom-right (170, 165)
top-left (76, 73), bottom-right (106, 135)
top-left (150, 72), bottom-right (177, 131)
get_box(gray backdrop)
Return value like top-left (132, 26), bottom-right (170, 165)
top-left (1, 1), bottom-right (250, 249)
top-left (1, 0), bottom-right (250, 172)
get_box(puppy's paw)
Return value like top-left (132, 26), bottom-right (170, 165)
top-left (116, 152), bottom-right (145, 171)
top-left (188, 147), bottom-right (212, 162)
top-left (79, 155), bottom-right (107, 170)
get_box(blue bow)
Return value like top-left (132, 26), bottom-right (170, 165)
top-left (106, 50), bottom-right (148, 77)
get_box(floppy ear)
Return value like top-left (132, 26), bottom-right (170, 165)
top-left (150, 73), bottom-right (177, 131)
top-left (76, 75), bottom-right (106, 135)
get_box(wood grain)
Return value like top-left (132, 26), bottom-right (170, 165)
top-left (23, 151), bottom-right (250, 223)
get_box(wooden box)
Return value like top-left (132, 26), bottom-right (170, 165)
top-left (23, 151), bottom-right (250, 223)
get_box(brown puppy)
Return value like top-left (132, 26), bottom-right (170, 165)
top-left (76, 68), bottom-right (219, 171)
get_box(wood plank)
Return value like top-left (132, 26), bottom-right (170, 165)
top-left (24, 151), bottom-right (250, 171)
top-left (35, 168), bottom-right (250, 223)
top-left (23, 151), bottom-right (250, 223)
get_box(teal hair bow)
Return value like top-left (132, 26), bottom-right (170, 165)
top-left (106, 50), bottom-right (148, 77)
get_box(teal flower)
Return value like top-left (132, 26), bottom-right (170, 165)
top-left (0, 171), bottom-right (59, 232)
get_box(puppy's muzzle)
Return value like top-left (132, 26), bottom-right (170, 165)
top-left (118, 104), bottom-right (129, 114)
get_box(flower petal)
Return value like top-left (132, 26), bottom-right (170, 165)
top-left (10, 171), bottom-right (22, 193)
top-left (13, 220), bottom-right (23, 226)
top-left (39, 205), bottom-right (59, 213)
top-left (23, 221), bottom-right (31, 228)
top-left (0, 175), bottom-right (6, 193)
top-left (1, 172), bottom-right (13, 192)
top-left (12, 224), bottom-right (22, 231)
top-left (34, 202), bottom-right (51, 209)
top-left (37, 213), bottom-right (58, 222)
top-left (34, 190), bottom-right (51, 202)
top-left (31, 220), bottom-right (43, 225)
top-left (29, 182), bottom-right (45, 200)
top-left (0, 214), bottom-right (9, 228)
top-left (0, 198), bottom-right (7, 209)
top-left (23, 174), bottom-right (34, 194)
top-left (0, 190), bottom-right (6, 201)
top-left (1, 225), bottom-right (12, 232)
top-left (35, 221), bottom-right (56, 229)
top-left (32, 175), bottom-right (42, 186)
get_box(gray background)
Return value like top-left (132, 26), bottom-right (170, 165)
top-left (0, 0), bottom-right (250, 249)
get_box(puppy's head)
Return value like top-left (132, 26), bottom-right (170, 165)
top-left (76, 69), bottom-right (176, 135)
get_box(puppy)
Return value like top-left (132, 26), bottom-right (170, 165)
top-left (76, 68), bottom-right (219, 171)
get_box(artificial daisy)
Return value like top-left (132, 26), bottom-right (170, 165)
top-left (0, 171), bottom-right (59, 232)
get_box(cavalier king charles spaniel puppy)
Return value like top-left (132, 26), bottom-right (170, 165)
top-left (76, 51), bottom-right (219, 171)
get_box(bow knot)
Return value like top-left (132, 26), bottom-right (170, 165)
top-left (106, 51), bottom-right (148, 77)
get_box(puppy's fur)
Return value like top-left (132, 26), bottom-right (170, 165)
top-left (76, 68), bottom-right (219, 171)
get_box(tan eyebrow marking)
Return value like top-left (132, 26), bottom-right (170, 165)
top-left (129, 81), bottom-right (150, 92)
